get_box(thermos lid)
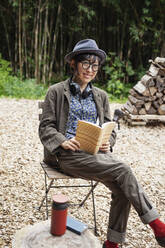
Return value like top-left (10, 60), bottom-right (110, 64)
top-left (52, 194), bottom-right (68, 204)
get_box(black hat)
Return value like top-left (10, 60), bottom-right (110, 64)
top-left (65, 39), bottom-right (107, 64)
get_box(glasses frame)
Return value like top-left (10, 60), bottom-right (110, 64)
top-left (81, 61), bottom-right (100, 72)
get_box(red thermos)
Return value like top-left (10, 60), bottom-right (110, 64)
top-left (50, 194), bottom-right (68, 236)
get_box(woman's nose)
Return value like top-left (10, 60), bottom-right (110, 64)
top-left (87, 65), bottom-right (93, 72)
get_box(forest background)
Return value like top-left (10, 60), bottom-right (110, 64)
top-left (0, 0), bottom-right (165, 101)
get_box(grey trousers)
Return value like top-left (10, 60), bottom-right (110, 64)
top-left (56, 149), bottom-right (159, 244)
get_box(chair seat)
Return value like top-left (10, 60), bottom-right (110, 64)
top-left (41, 162), bottom-right (72, 179)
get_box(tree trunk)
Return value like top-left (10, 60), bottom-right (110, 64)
top-left (18, 0), bottom-right (23, 79)
top-left (48, 1), bottom-right (62, 81)
top-left (42, 6), bottom-right (49, 84)
top-left (22, 1), bottom-right (29, 78)
top-left (119, 10), bottom-right (127, 61)
top-left (0, 10), bottom-right (13, 69)
top-left (38, 4), bottom-right (43, 84)
top-left (60, 20), bottom-right (63, 77)
top-left (29, 5), bottom-right (37, 78)
top-left (14, 16), bottom-right (18, 74)
top-left (161, 41), bottom-right (165, 57)
top-left (35, 0), bottom-right (41, 84)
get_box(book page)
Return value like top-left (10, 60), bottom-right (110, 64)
top-left (101, 122), bottom-right (116, 145)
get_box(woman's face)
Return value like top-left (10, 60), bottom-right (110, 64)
top-left (73, 58), bottom-right (99, 85)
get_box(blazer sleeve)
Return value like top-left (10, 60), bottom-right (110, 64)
top-left (38, 87), bottom-right (67, 155)
top-left (103, 92), bottom-right (117, 148)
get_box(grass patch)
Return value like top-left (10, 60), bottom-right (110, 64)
top-left (0, 55), bottom-right (47, 99)
top-left (108, 95), bottom-right (128, 103)
top-left (0, 77), bottom-right (47, 99)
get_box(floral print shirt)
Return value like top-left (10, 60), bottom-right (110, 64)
top-left (65, 81), bottom-right (97, 139)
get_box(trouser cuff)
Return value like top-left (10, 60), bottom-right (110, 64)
top-left (107, 228), bottom-right (126, 243)
top-left (140, 207), bottom-right (159, 224)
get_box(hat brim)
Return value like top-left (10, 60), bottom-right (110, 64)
top-left (65, 49), bottom-right (106, 64)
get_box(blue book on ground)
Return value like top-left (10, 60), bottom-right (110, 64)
top-left (66, 216), bottom-right (88, 235)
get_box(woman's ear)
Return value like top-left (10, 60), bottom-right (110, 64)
top-left (70, 59), bottom-right (75, 71)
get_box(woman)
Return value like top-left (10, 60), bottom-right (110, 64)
top-left (39, 39), bottom-right (165, 248)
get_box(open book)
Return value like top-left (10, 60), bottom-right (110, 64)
top-left (75, 120), bottom-right (116, 155)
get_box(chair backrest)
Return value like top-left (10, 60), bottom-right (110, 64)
top-left (38, 100), bottom-right (60, 167)
top-left (38, 101), bottom-right (44, 121)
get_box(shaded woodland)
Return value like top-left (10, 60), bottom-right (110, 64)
top-left (0, 0), bottom-right (165, 84)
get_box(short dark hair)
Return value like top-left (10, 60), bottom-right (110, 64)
top-left (73, 53), bottom-right (101, 64)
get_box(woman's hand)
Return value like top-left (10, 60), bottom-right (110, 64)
top-left (61, 137), bottom-right (80, 151)
top-left (99, 141), bottom-right (110, 153)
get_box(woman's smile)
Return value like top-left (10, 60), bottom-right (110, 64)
top-left (83, 72), bottom-right (93, 79)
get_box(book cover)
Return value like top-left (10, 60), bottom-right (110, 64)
top-left (66, 216), bottom-right (88, 235)
top-left (75, 120), bottom-right (116, 154)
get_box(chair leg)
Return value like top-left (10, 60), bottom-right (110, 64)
top-left (45, 172), bottom-right (49, 219)
top-left (38, 174), bottom-right (54, 219)
top-left (79, 181), bottom-right (98, 235)
top-left (91, 180), bottom-right (98, 235)
top-left (79, 181), bottom-right (99, 207)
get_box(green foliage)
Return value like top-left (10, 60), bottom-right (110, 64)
top-left (78, 5), bottom-right (95, 20)
top-left (3, 78), bottom-right (47, 99)
top-left (0, 55), bottom-right (47, 99)
top-left (129, 24), bottom-right (141, 42)
top-left (103, 53), bottom-right (134, 99)
top-left (0, 55), bottom-right (13, 95)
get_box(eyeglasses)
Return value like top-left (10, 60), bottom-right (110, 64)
top-left (81, 61), bottom-right (100, 72)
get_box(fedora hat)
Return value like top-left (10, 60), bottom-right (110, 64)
top-left (65, 39), bottom-right (106, 64)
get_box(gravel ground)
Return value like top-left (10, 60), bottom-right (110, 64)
top-left (0, 98), bottom-right (165, 248)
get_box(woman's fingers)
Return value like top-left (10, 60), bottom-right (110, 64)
top-left (99, 142), bottom-right (110, 152)
top-left (61, 137), bottom-right (80, 151)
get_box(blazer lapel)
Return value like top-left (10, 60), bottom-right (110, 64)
top-left (92, 87), bottom-right (103, 126)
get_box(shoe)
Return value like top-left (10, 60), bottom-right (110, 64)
top-left (102, 240), bottom-right (119, 248)
top-left (155, 236), bottom-right (165, 247)
top-left (149, 219), bottom-right (165, 247)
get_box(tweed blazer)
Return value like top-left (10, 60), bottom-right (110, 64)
top-left (39, 79), bottom-right (116, 162)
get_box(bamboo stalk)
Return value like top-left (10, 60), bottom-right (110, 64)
top-left (18, 0), bottom-right (23, 79)
top-left (48, 1), bottom-right (61, 81)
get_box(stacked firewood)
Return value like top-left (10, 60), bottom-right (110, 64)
top-left (123, 57), bottom-right (165, 115)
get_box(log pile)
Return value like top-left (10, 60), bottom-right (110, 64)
top-left (122, 57), bottom-right (165, 125)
